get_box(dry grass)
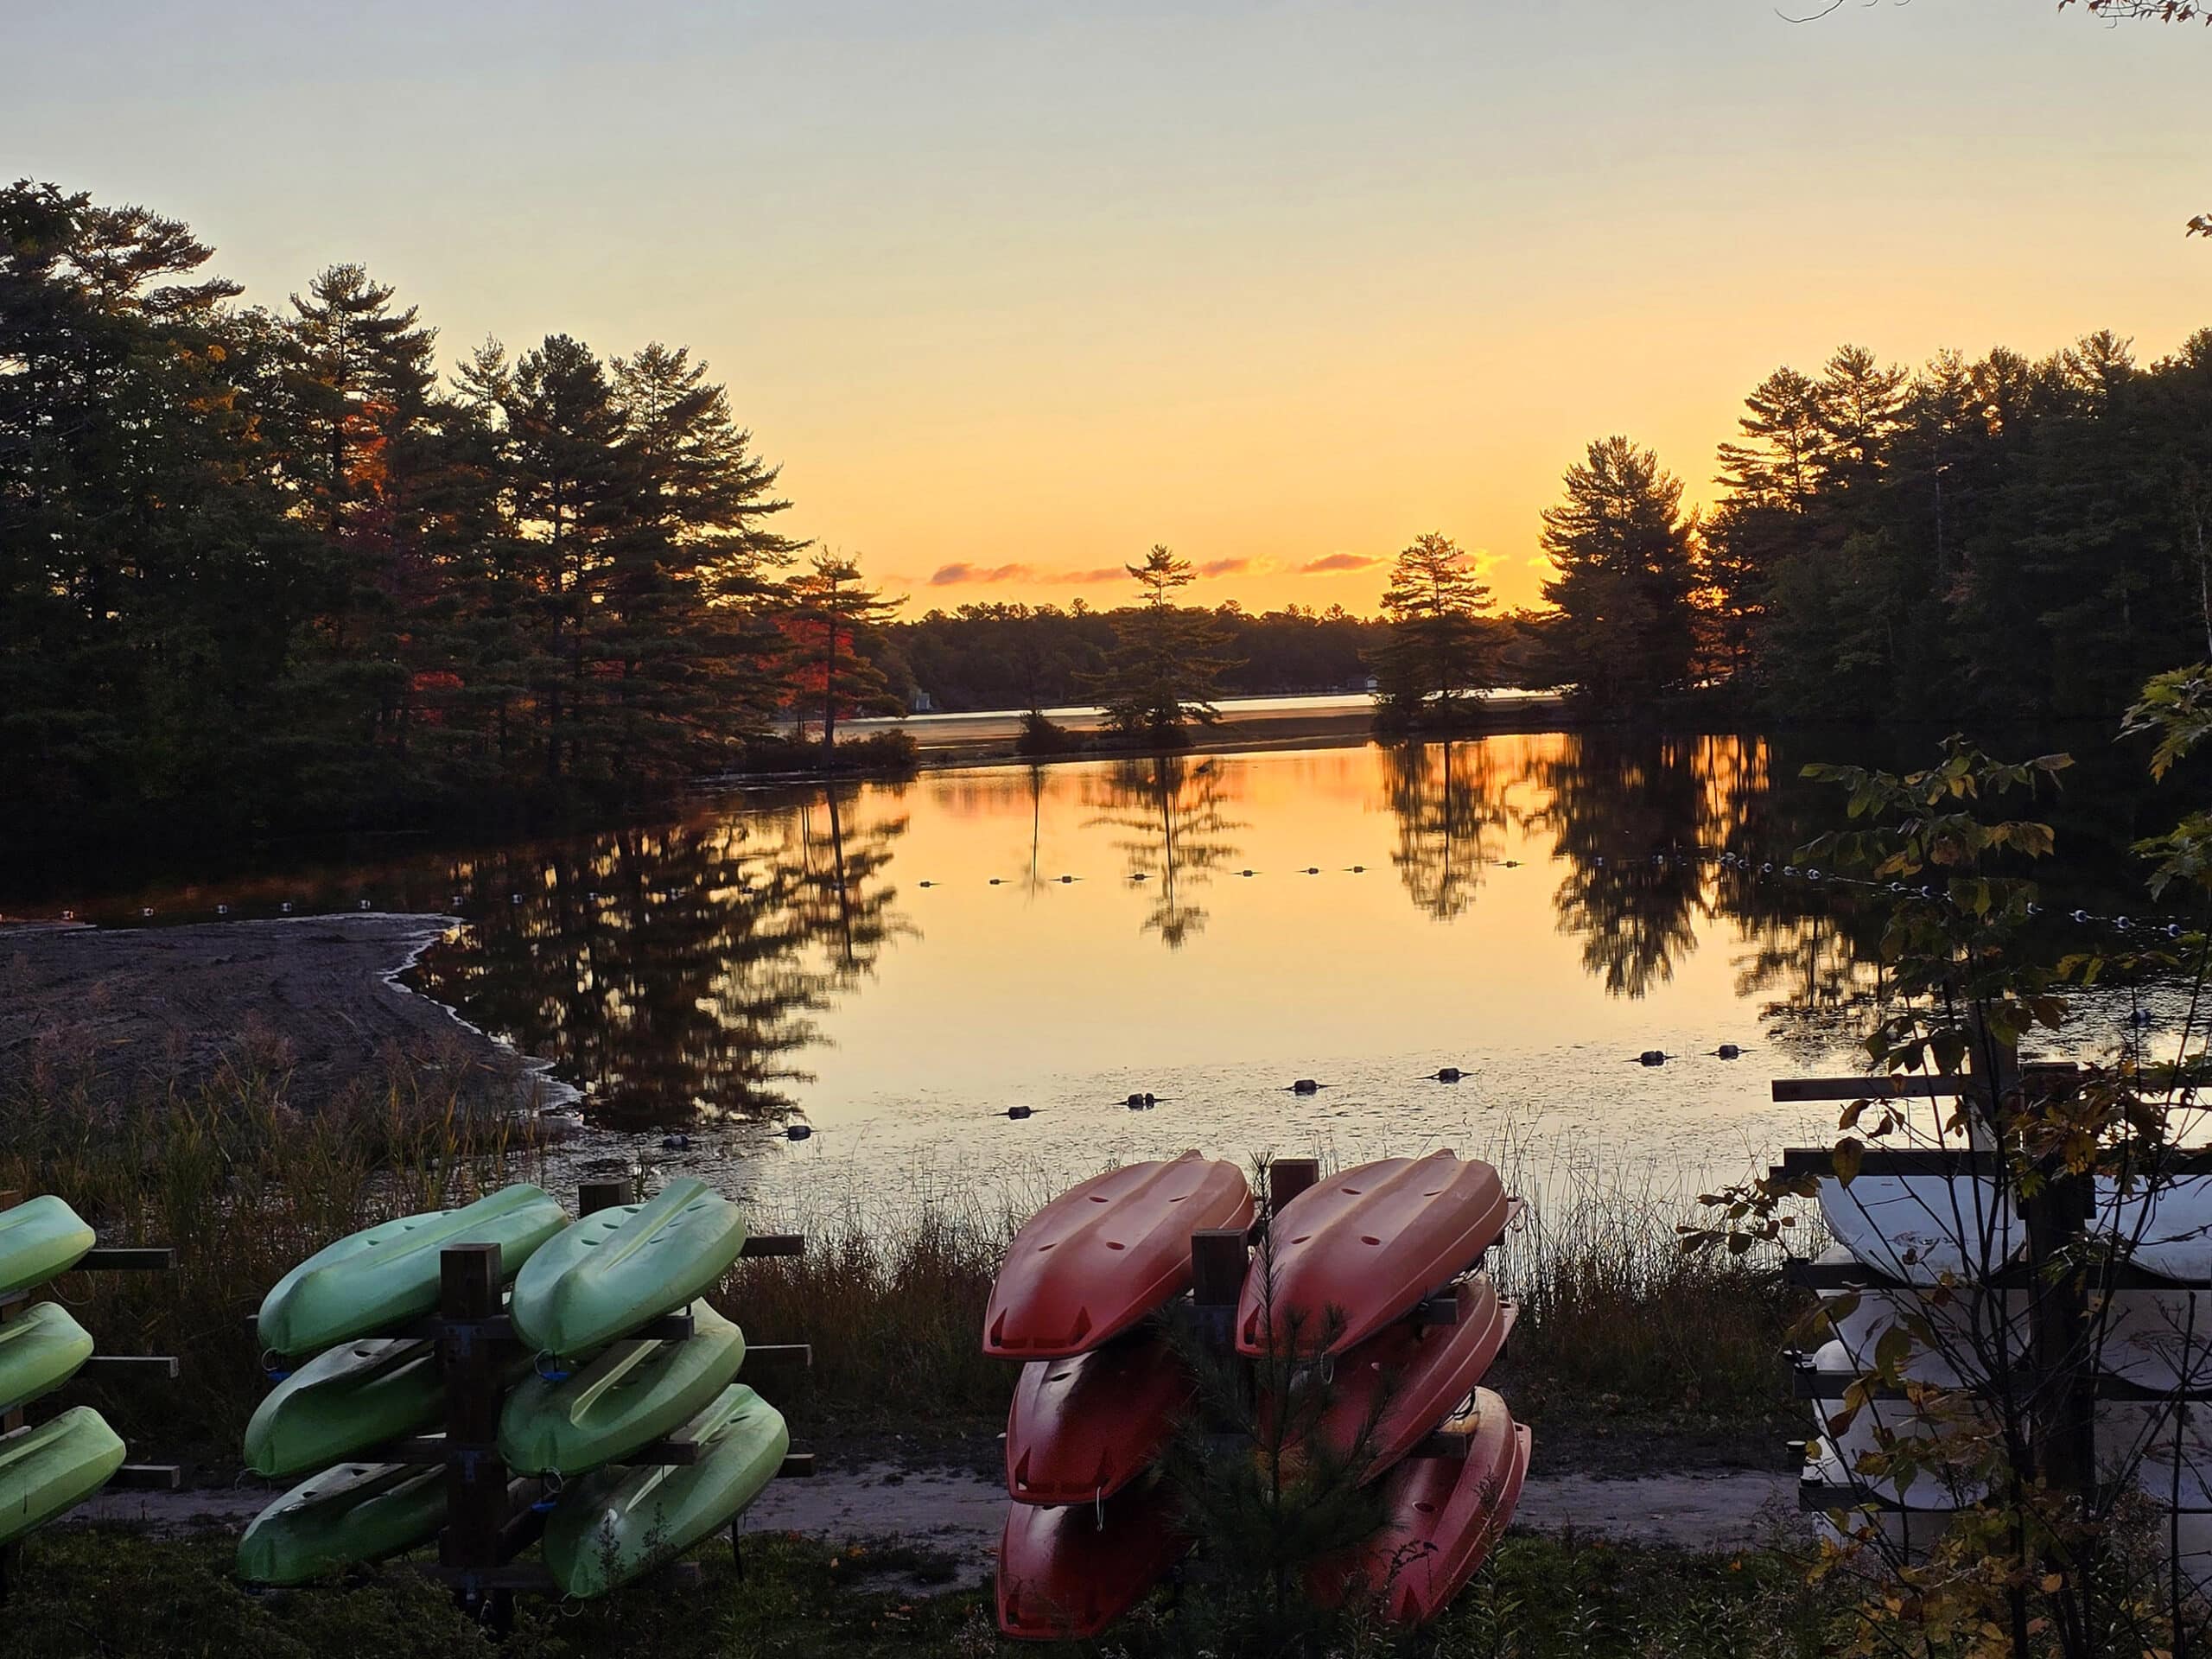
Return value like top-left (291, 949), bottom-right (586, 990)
top-left (0, 1055), bottom-right (1802, 1465)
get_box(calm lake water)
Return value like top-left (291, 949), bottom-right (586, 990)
top-left (12, 729), bottom-right (2190, 1223)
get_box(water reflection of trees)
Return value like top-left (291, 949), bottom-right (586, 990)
top-left (1085, 756), bottom-right (1243, 948)
top-left (1379, 741), bottom-right (1513, 920)
top-left (1520, 734), bottom-right (1718, 997)
top-left (411, 788), bottom-right (909, 1128)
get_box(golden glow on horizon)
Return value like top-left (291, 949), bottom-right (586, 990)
top-left (6, 2), bottom-right (2207, 618)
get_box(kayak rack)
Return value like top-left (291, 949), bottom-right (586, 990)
top-left (379, 1179), bottom-right (811, 1630)
top-left (1192, 1160), bottom-right (1522, 1467)
top-left (0, 1189), bottom-right (180, 1607)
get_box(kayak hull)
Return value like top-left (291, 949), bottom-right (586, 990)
top-left (986, 1154), bottom-right (1253, 1359)
top-left (543, 1382), bottom-right (788, 1598)
top-left (512, 1179), bottom-right (747, 1357)
top-left (1317, 1389), bottom-right (1529, 1625)
top-left (0, 1197), bottom-right (95, 1298)
top-left (0, 1405), bottom-right (124, 1545)
top-left (1241, 1154), bottom-right (1508, 1357)
top-left (1820, 1175), bottom-right (2012, 1286)
top-left (996, 1479), bottom-right (1188, 1641)
top-left (257, 1184), bottom-right (569, 1358)
top-left (0, 1302), bottom-right (95, 1414)
top-left (245, 1338), bottom-right (442, 1480)
top-left (237, 1460), bottom-right (448, 1584)
top-left (1006, 1332), bottom-right (1192, 1504)
top-left (1307, 1274), bottom-right (1511, 1482)
top-left (500, 1302), bottom-right (747, 1476)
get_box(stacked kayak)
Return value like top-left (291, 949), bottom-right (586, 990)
top-left (239, 1177), bottom-right (783, 1598)
top-left (988, 1153), bottom-right (1249, 1638)
top-left (1255, 1154), bottom-right (1527, 1620)
top-left (0, 1194), bottom-right (123, 1546)
top-left (984, 1151), bottom-right (1523, 1640)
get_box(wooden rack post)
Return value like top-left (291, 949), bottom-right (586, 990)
top-left (1777, 1037), bottom-right (2110, 1517)
top-left (323, 1181), bottom-right (816, 1624)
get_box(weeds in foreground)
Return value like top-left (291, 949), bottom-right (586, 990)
top-left (0, 1041), bottom-right (540, 1459)
top-left (2, 1040), bottom-right (1804, 1464)
top-left (0, 1528), bottom-right (1839, 1659)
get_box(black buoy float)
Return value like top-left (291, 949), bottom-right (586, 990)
top-left (217, 904), bottom-right (230, 916)
top-left (1239, 869), bottom-right (1257, 878)
top-left (786, 1123), bottom-right (815, 1140)
top-left (1714, 1044), bottom-right (1742, 1060)
top-left (1004, 1106), bottom-right (1034, 1121)
top-left (1059, 874), bottom-right (1076, 884)
top-left (1303, 868), bottom-right (1320, 876)
top-left (1347, 865), bottom-right (1365, 874)
top-left (918, 880), bottom-right (935, 888)
top-left (661, 1133), bottom-right (692, 1151)
top-left (281, 901), bottom-right (294, 914)
top-left (1637, 1050), bottom-right (1669, 1067)
top-left (1289, 1078), bottom-right (1322, 1094)
top-left (1433, 1067), bottom-right (1465, 1083)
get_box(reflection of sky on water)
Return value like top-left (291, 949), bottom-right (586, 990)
top-left (24, 728), bottom-right (2194, 1219)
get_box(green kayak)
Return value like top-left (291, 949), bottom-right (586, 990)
top-left (0, 1302), bottom-right (94, 1414)
top-left (257, 1184), bottom-right (569, 1358)
top-left (543, 1384), bottom-right (789, 1599)
top-left (499, 1302), bottom-right (747, 1476)
top-left (244, 1338), bottom-right (441, 1479)
top-left (0, 1196), bottom-right (95, 1298)
top-left (0, 1406), bottom-right (125, 1546)
top-left (236, 1459), bottom-right (447, 1585)
top-left (511, 1179), bottom-right (747, 1357)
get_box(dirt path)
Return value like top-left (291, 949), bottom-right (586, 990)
top-left (75, 1463), bottom-right (1802, 1588)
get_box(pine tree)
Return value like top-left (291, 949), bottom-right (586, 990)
top-left (1367, 531), bottom-right (1496, 731)
top-left (604, 342), bottom-right (801, 773)
top-left (777, 554), bottom-right (906, 763)
top-left (1536, 437), bottom-right (1701, 714)
top-left (1090, 545), bottom-right (1237, 745)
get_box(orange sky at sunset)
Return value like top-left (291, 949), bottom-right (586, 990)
top-left (6, 3), bottom-right (2208, 616)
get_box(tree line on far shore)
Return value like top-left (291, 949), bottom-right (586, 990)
top-left (884, 331), bottom-right (2212, 741)
top-left (12, 175), bottom-right (2212, 846)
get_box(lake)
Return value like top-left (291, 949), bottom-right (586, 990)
top-left (10, 728), bottom-right (2187, 1224)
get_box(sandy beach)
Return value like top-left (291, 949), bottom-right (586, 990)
top-left (0, 913), bottom-right (531, 1106)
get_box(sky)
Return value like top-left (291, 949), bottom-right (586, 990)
top-left (5, 1), bottom-right (2208, 613)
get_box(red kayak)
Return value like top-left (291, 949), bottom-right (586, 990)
top-left (1239, 1153), bottom-right (1509, 1357)
top-left (986, 1154), bottom-right (1253, 1358)
top-left (1007, 1332), bottom-right (1193, 1503)
top-left (1307, 1274), bottom-right (1515, 1481)
top-left (1316, 1388), bottom-right (1530, 1625)
top-left (996, 1480), bottom-right (1189, 1640)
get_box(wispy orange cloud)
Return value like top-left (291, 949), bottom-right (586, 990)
top-left (1198, 557), bottom-right (1254, 577)
top-left (1297, 553), bottom-right (1381, 575)
top-left (926, 561), bottom-right (1128, 587)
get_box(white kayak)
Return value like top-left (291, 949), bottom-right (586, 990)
top-left (1820, 1175), bottom-right (2016, 1284)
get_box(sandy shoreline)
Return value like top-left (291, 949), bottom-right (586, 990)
top-left (0, 913), bottom-right (546, 1108)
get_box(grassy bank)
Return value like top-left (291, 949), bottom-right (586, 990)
top-left (0, 1051), bottom-right (1802, 1469)
top-left (0, 1527), bottom-right (1835, 1659)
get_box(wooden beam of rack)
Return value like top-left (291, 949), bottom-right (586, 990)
top-left (1408, 1427), bottom-right (1472, 1460)
top-left (743, 1343), bottom-right (810, 1368)
top-left (738, 1235), bottom-right (804, 1259)
top-left (1783, 1256), bottom-right (2204, 1293)
top-left (78, 1248), bottom-right (174, 1271)
top-left (79, 1355), bottom-right (180, 1378)
top-left (1771, 1077), bottom-right (1968, 1103)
